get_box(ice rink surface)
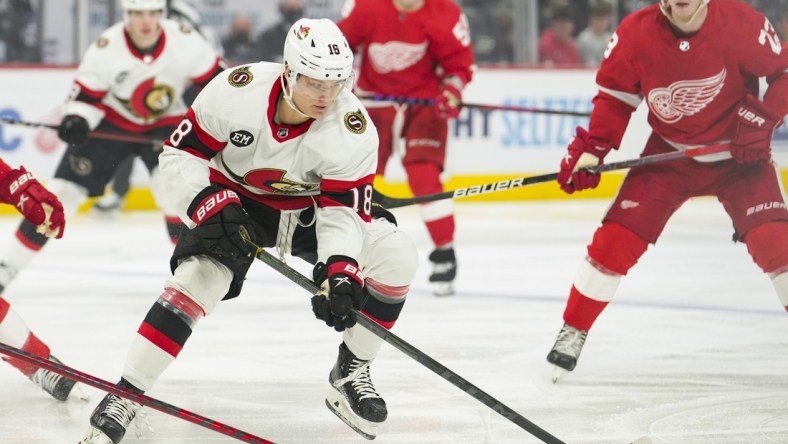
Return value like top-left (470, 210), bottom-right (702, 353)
top-left (0, 198), bottom-right (786, 444)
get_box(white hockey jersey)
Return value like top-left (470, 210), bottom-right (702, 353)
top-left (159, 63), bottom-right (379, 262)
top-left (63, 19), bottom-right (222, 133)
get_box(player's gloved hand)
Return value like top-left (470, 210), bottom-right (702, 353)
top-left (57, 115), bottom-right (90, 146)
top-left (434, 78), bottom-right (463, 120)
top-left (0, 167), bottom-right (65, 239)
top-left (731, 94), bottom-right (782, 164)
top-left (187, 184), bottom-right (256, 259)
top-left (311, 256), bottom-right (366, 332)
top-left (557, 126), bottom-right (613, 194)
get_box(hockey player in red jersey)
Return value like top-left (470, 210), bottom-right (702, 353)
top-left (0, 159), bottom-right (80, 401)
top-left (79, 18), bottom-right (417, 443)
top-left (0, 0), bottom-right (224, 295)
top-left (548, 0), bottom-right (788, 381)
top-left (338, 0), bottom-right (475, 296)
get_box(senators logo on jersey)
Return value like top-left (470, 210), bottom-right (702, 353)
top-left (344, 110), bottom-right (367, 134)
top-left (222, 159), bottom-right (319, 195)
top-left (116, 78), bottom-right (175, 120)
top-left (228, 66), bottom-right (254, 88)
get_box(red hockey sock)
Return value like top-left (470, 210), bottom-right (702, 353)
top-left (4, 332), bottom-right (51, 376)
top-left (563, 286), bottom-right (609, 332)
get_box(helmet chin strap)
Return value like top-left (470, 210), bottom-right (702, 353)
top-left (280, 73), bottom-right (312, 120)
top-left (660, 0), bottom-right (710, 31)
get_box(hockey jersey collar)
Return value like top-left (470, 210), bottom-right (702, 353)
top-left (123, 28), bottom-right (167, 64)
top-left (267, 76), bottom-right (315, 143)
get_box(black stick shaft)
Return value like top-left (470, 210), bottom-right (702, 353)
top-left (0, 117), bottom-right (163, 146)
top-left (374, 143), bottom-right (729, 208)
top-left (253, 249), bottom-right (566, 444)
top-left (360, 95), bottom-right (591, 117)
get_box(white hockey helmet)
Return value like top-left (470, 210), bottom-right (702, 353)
top-left (122, 0), bottom-right (166, 13)
top-left (283, 18), bottom-right (353, 83)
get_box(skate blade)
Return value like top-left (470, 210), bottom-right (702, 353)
top-left (325, 388), bottom-right (379, 440)
top-left (551, 366), bottom-right (564, 384)
top-left (78, 426), bottom-right (114, 444)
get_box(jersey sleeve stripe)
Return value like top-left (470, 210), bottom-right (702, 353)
top-left (597, 85), bottom-right (642, 108)
top-left (186, 108), bottom-right (226, 154)
top-left (74, 80), bottom-right (107, 101)
top-left (320, 174), bottom-right (375, 192)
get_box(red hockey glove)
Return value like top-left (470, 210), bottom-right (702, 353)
top-left (731, 95), bottom-right (782, 164)
top-left (187, 185), bottom-right (256, 259)
top-left (0, 167), bottom-right (65, 238)
top-left (557, 126), bottom-right (613, 194)
top-left (435, 79), bottom-right (463, 120)
top-left (312, 256), bottom-right (367, 332)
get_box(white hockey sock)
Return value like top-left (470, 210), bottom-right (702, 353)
top-left (343, 324), bottom-right (384, 361)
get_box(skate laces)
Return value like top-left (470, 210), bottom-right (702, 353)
top-left (337, 359), bottom-right (381, 401)
top-left (30, 367), bottom-right (63, 393)
top-left (103, 395), bottom-right (151, 438)
top-left (553, 324), bottom-right (587, 356)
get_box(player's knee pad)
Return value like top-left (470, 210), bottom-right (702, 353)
top-left (165, 255), bottom-right (233, 315)
top-left (587, 222), bottom-right (649, 275)
top-left (360, 219), bottom-right (418, 287)
top-left (745, 221), bottom-right (788, 274)
top-left (45, 178), bottom-right (88, 217)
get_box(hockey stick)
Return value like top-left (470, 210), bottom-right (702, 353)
top-left (243, 241), bottom-right (566, 444)
top-left (359, 95), bottom-right (591, 117)
top-left (373, 143), bottom-right (730, 209)
top-left (0, 342), bottom-right (275, 444)
top-left (0, 117), bottom-right (164, 146)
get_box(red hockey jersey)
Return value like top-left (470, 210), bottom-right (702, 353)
top-left (591, 0), bottom-right (788, 153)
top-left (338, 0), bottom-right (475, 98)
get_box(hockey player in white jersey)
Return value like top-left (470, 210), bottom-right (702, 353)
top-left (80, 18), bottom-right (417, 443)
top-left (0, 0), bottom-right (224, 294)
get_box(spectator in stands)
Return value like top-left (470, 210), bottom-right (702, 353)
top-left (222, 14), bottom-right (257, 66)
top-left (0, 0), bottom-right (39, 62)
top-left (576, 0), bottom-right (613, 67)
top-left (538, 7), bottom-right (580, 66)
top-left (257, 0), bottom-right (304, 63)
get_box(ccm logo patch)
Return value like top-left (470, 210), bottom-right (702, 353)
top-left (344, 110), bottom-right (367, 134)
top-left (230, 130), bottom-right (254, 147)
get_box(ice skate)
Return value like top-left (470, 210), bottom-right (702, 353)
top-left (92, 191), bottom-right (124, 214)
top-left (547, 323), bottom-right (588, 383)
top-left (28, 355), bottom-right (84, 401)
top-left (325, 343), bottom-right (387, 440)
top-left (79, 380), bottom-right (144, 444)
top-left (428, 248), bottom-right (456, 296)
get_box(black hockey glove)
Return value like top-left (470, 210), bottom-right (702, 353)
top-left (187, 185), bottom-right (256, 260)
top-left (57, 115), bottom-right (90, 146)
top-left (311, 256), bottom-right (367, 332)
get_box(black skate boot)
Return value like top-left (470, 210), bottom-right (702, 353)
top-left (547, 322), bottom-right (588, 383)
top-left (326, 342), bottom-right (387, 440)
top-left (80, 379), bottom-right (143, 444)
top-left (28, 355), bottom-right (78, 401)
top-left (428, 247), bottom-right (457, 297)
